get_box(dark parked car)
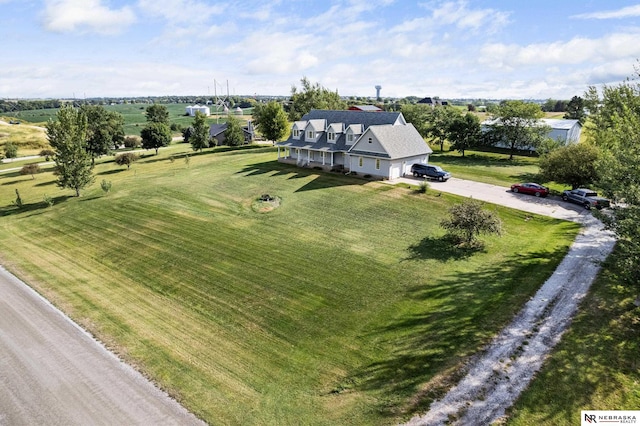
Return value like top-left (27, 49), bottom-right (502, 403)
top-left (410, 164), bottom-right (451, 181)
top-left (562, 188), bottom-right (610, 209)
top-left (510, 182), bottom-right (549, 197)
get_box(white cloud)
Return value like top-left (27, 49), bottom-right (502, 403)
top-left (427, 0), bottom-right (511, 33)
top-left (137, 0), bottom-right (225, 24)
top-left (42, 0), bottom-right (136, 35)
top-left (572, 4), bottom-right (640, 20)
top-left (479, 31), bottom-right (640, 68)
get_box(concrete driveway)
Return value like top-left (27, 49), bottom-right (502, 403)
top-left (393, 176), bottom-right (589, 223)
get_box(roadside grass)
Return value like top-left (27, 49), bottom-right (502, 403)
top-left (506, 249), bottom-right (640, 425)
top-left (0, 147), bottom-right (579, 424)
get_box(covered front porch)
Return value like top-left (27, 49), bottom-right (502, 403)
top-left (277, 146), bottom-right (347, 170)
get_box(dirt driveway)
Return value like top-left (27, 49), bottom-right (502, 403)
top-left (0, 266), bottom-right (205, 425)
top-left (394, 176), bottom-right (616, 425)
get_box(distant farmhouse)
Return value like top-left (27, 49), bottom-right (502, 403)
top-left (481, 118), bottom-right (582, 148)
top-left (209, 121), bottom-right (254, 145)
top-left (185, 105), bottom-right (210, 116)
top-left (276, 109), bottom-right (432, 179)
top-left (417, 97), bottom-right (448, 107)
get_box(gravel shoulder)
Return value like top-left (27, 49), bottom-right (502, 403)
top-left (393, 176), bottom-right (616, 425)
top-left (0, 266), bottom-right (205, 425)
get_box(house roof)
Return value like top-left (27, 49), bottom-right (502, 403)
top-left (349, 123), bottom-right (432, 159)
top-left (302, 109), bottom-right (405, 127)
top-left (349, 105), bottom-right (383, 112)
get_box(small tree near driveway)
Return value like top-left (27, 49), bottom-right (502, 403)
top-left (441, 200), bottom-right (502, 246)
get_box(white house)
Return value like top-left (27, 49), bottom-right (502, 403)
top-left (185, 105), bottom-right (211, 116)
top-left (277, 110), bottom-right (432, 179)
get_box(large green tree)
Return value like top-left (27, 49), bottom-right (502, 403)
top-left (190, 111), bottom-right (210, 152)
top-left (585, 78), bottom-right (640, 296)
top-left (539, 143), bottom-right (601, 189)
top-left (400, 104), bottom-right (432, 137)
top-left (141, 104), bottom-right (172, 154)
top-left (252, 101), bottom-right (289, 143)
top-left (288, 77), bottom-right (347, 121)
top-left (486, 100), bottom-right (548, 159)
top-left (145, 104), bottom-right (170, 124)
top-left (223, 115), bottom-right (245, 146)
top-left (425, 106), bottom-right (460, 152)
top-left (141, 122), bottom-right (172, 154)
top-left (447, 112), bottom-right (482, 157)
top-left (441, 200), bottom-right (502, 246)
top-left (46, 107), bottom-right (94, 196)
top-left (81, 105), bottom-right (125, 163)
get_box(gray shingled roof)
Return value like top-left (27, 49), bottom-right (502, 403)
top-left (348, 123), bottom-right (432, 159)
top-left (302, 109), bottom-right (404, 127)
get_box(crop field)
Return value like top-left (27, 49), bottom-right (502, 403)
top-left (0, 121), bottom-right (49, 156)
top-left (1, 103), bottom-right (251, 137)
top-left (0, 146), bottom-right (579, 424)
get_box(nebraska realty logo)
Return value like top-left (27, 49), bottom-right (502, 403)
top-left (582, 411), bottom-right (640, 425)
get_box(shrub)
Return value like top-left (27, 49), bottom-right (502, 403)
top-left (13, 188), bottom-right (23, 208)
top-left (115, 152), bottom-right (139, 169)
top-left (39, 149), bottom-right (55, 161)
top-left (100, 179), bottom-right (112, 194)
top-left (123, 136), bottom-right (141, 149)
top-left (43, 194), bottom-right (54, 207)
top-left (4, 142), bottom-right (18, 158)
top-left (20, 163), bottom-right (41, 179)
top-left (417, 179), bottom-right (429, 193)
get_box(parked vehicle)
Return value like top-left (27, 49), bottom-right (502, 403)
top-left (562, 188), bottom-right (610, 209)
top-left (510, 182), bottom-right (549, 197)
top-left (410, 164), bottom-right (451, 181)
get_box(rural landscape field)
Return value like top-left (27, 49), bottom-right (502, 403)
top-left (0, 142), bottom-right (582, 424)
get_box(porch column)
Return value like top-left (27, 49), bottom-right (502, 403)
top-left (330, 152), bottom-right (334, 167)
top-left (277, 146), bottom-right (281, 159)
top-left (322, 152), bottom-right (325, 165)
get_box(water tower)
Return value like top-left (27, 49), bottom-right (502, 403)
top-left (375, 85), bottom-right (382, 100)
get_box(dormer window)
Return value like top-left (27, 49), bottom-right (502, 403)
top-left (347, 134), bottom-right (354, 143)
top-left (293, 129), bottom-right (300, 138)
top-left (328, 131), bottom-right (336, 142)
top-left (307, 130), bottom-right (315, 139)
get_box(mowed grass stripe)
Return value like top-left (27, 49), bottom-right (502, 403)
top-left (0, 147), bottom-right (580, 424)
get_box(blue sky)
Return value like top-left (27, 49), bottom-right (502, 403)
top-left (2, 0), bottom-right (640, 100)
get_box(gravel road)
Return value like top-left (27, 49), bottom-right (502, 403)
top-left (394, 176), bottom-right (617, 425)
top-left (0, 266), bottom-right (205, 426)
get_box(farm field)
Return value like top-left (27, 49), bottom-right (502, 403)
top-left (1, 103), bottom-right (252, 136)
top-left (0, 120), bottom-right (49, 156)
top-left (0, 146), bottom-right (579, 424)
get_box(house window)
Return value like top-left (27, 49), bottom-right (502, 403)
top-left (293, 129), bottom-right (300, 138)
top-left (347, 134), bottom-right (353, 143)
top-left (328, 131), bottom-right (335, 142)
top-left (358, 157), bottom-right (363, 167)
top-left (375, 159), bottom-right (380, 170)
top-left (368, 137), bottom-right (373, 144)
top-left (307, 131), bottom-right (315, 139)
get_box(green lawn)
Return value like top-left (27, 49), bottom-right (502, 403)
top-left (0, 147), bottom-right (579, 424)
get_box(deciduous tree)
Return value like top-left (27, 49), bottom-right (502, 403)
top-left (115, 152), bottom-right (139, 169)
top-left (585, 77), bottom-right (640, 296)
top-left (288, 77), bottom-right (347, 121)
top-left (81, 105), bottom-right (125, 163)
top-left (485, 100), bottom-right (548, 159)
top-left (145, 104), bottom-right (170, 124)
top-left (20, 163), bottom-right (41, 179)
top-left (252, 101), bottom-right (289, 143)
top-left (441, 200), bottom-right (502, 246)
top-left (539, 143), bottom-right (601, 189)
top-left (190, 111), bottom-right (210, 152)
top-left (223, 115), bottom-right (244, 146)
top-left (425, 106), bottom-right (459, 152)
top-left (141, 122), bottom-right (172, 155)
top-left (46, 106), bottom-right (94, 196)
top-left (447, 112), bottom-right (482, 157)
